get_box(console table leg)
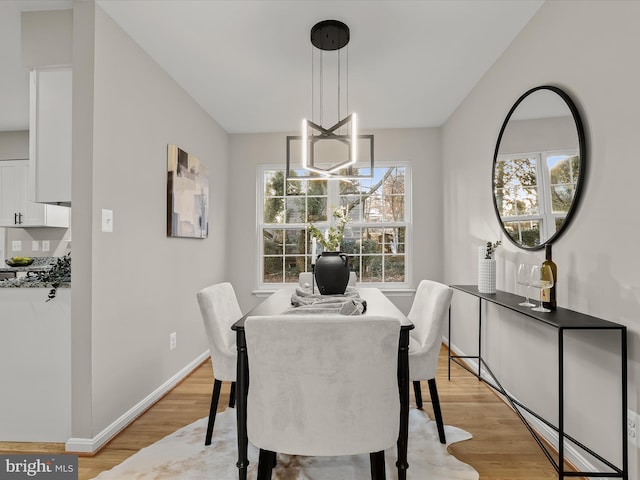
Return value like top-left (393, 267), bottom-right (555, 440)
top-left (448, 307), bottom-right (452, 381)
top-left (478, 299), bottom-right (482, 379)
top-left (558, 329), bottom-right (564, 480)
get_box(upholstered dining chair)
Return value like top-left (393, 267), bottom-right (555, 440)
top-left (196, 282), bottom-right (242, 446)
top-left (408, 279), bottom-right (454, 444)
top-left (245, 314), bottom-right (401, 479)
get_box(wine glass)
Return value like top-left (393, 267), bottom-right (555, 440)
top-left (516, 263), bottom-right (535, 307)
top-left (530, 264), bottom-right (554, 312)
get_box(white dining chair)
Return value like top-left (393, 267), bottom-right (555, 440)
top-left (245, 314), bottom-right (401, 479)
top-left (196, 282), bottom-right (242, 445)
top-left (408, 279), bottom-right (454, 444)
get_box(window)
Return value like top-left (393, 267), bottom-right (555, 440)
top-left (494, 150), bottom-right (579, 247)
top-left (258, 163), bottom-right (411, 288)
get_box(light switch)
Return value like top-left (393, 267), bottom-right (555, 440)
top-left (32, 241), bottom-right (40, 251)
top-left (101, 209), bottom-right (114, 233)
top-left (42, 240), bottom-right (50, 252)
top-left (11, 241), bottom-right (21, 252)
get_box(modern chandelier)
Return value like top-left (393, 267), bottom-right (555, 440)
top-left (286, 20), bottom-right (374, 180)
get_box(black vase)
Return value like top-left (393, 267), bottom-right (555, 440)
top-left (314, 252), bottom-right (350, 295)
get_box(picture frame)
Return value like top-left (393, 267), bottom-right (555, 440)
top-left (167, 144), bottom-right (208, 238)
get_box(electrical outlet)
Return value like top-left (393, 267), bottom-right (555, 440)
top-left (11, 241), bottom-right (21, 252)
top-left (169, 332), bottom-right (177, 351)
top-left (42, 240), bottom-right (50, 252)
top-left (628, 410), bottom-right (639, 447)
top-left (32, 241), bottom-right (40, 251)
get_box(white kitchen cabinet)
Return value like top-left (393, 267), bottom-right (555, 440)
top-left (0, 160), bottom-right (69, 227)
top-left (29, 68), bottom-right (72, 205)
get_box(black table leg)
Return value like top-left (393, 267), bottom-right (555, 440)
top-left (396, 328), bottom-right (410, 480)
top-left (236, 330), bottom-right (249, 480)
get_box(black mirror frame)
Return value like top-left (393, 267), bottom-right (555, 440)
top-left (492, 85), bottom-right (587, 250)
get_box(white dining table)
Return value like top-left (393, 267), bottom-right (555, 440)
top-left (231, 286), bottom-right (414, 480)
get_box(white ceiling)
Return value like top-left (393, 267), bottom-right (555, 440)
top-left (1, 0), bottom-right (545, 134)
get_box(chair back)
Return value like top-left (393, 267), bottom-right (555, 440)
top-left (196, 282), bottom-right (242, 381)
top-left (408, 280), bottom-right (454, 352)
top-left (245, 314), bottom-right (400, 456)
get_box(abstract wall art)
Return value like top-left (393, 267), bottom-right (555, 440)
top-left (167, 144), bottom-right (208, 238)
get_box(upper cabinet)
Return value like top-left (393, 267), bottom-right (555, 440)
top-left (29, 68), bottom-right (72, 206)
top-left (0, 160), bottom-right (69, 228)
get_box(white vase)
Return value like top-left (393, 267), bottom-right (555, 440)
top-left (478, 258), bottom-right (496, 294)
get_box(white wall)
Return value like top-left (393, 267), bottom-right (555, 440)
top-left (227, 128), bottom-right (443, 315)
top-left (68, 3), bottom-right (229, 444)
top-left (0, 131), bottom-right (29, 160)
top-left (442, 0), bottom-right (639, 476)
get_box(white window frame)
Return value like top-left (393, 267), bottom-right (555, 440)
top-left (256, 161), bottom-right (412, 292)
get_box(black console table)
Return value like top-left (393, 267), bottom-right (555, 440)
top-left (449, 285), bottom-right (627, 480)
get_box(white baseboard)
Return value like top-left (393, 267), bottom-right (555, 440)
top-left (443, 338), bottom-right (598, 475)
top-left (65, 350), bottom-right (210, 454)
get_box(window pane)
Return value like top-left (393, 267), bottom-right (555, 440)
top-left (515, 187), bottom-right (539, 215)
top-left (341, 196), bottom-right (362, 222)
top-left (284, 256), bottom-right (304, 282)
top-left (342, 227), bottom-right (361, 255)
top-left (263, 229), bottom-right (283, 254)
top-left (284, 229), bottom-right (305, 254)
top-left (385, 255), bottom-right (405, 282)
top-left (285, 197), bottom-right (305, 223)
top-left (385, 227), bottom-right (405, 253)
top-left (550, 185), bottom-right (573, 214)
top-left (363, 228), bottom-right (383, 253)
top-left (384, 195), bottom-right (405, 222)
top-left (306, 196), bottom-right (327, 222)
top-left (264, 170), bottom-right (284, 196)
top-left (263, 198), bottom-right (284, 223)
top-left (364, 194), bottom-right (384, 222)
top-left (263, 257), bottom-right (283, 283)
top-left (548, 154), bottom-right (578, 185)
top-left (361, 255), bottom-right (382, 282)
top-left (495, 157), bottom-right (538, 188)
top-left (286, 180), bottom-right (304, 196)
top-left (382, 167), bottom-right (405, 195)
top-left (503, 220), bottom-right (541, 247)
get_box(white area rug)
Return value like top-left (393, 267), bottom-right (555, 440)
top-left (91, 408), bottom-right (478, 479)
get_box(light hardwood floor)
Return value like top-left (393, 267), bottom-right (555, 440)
top-left (1, 345), bottom-right (583, 479)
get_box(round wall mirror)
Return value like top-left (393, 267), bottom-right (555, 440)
top-left (492, 85), bottom-right (586, 249)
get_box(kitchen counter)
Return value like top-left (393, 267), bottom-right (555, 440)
top-left (0, 256), bottom-right (69, 288)
top-left (0, 256), bottom-right (56, 272)
top-left (0, 276), bottom-right (70, 288)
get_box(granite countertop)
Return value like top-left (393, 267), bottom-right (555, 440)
top-left (0, 277), bottom-right (70, 288)
top-left (0, 256), bottom-right (70, 288)
top-left (0, 256), bottom-right (56, 272)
